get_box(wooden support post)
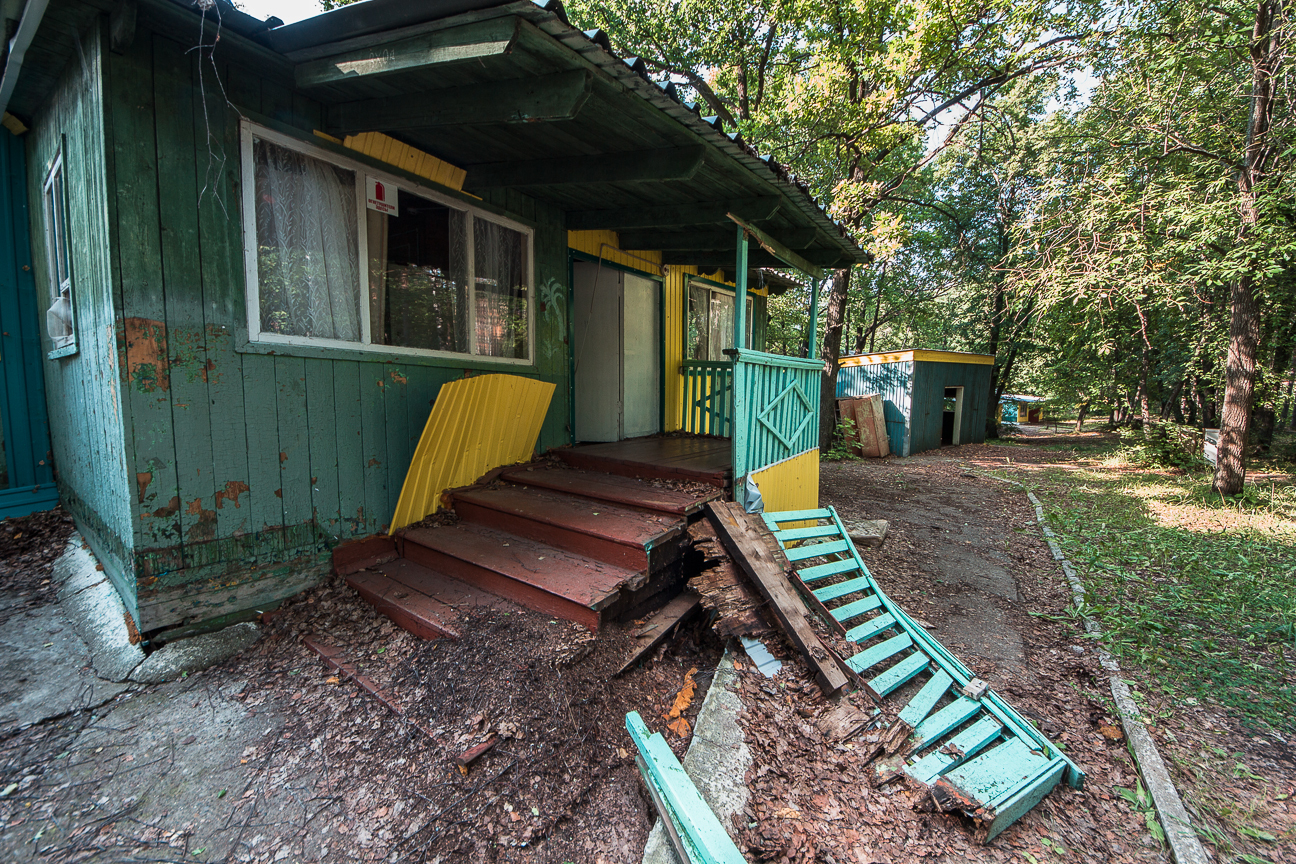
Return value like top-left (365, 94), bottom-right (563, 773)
top-left (733, 225), bottom-right (748, 352)
top-left (809, 277), bottom-right (820, 359)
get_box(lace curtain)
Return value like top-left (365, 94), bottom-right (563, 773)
top-left (254, 139), bottom-right (361, 342)
top-left (474, 219), bottom-right (528, 358)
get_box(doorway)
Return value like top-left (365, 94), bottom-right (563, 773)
top-left (572, 261), bottom-right (661, 442)
top-left (941, 386), bottom-right (964, 446)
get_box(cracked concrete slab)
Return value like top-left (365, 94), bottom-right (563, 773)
top-left (0, 603), bottom-right (131, 734)
top-left (642, 648), bottom-right (750, 864)
top-left (130, 623), bottom-right (262, 684)
top-left (53, 536), bottom-right (144, 683)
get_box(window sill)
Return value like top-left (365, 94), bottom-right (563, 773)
top-left (235, 338), bottom-right (539, 373)
top-left (47, 343), bottom-right (77, 360)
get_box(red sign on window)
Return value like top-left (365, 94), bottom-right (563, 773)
top-left (366, 176), bottom-right (398, 215)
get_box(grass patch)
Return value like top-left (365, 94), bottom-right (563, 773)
top-left (1001, 452), bottom-right (1296, 734)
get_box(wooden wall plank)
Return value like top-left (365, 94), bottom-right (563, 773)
top-left (153, 35), bottom-right (217, 560)
top-left (359, 362), bottom-right (389, 534)
top-left (241, 353), bottom-right (282, 542)
top-left (275, 355), bottom-right (313, 535)
top-left (381, 365), bottom-right (410, 519)
top-left (333, 361), bottom-right (366, 536)
top-left (304, 358), bottom-right (341, 540)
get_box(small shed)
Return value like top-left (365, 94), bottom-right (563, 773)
top-left (837, 350), bottom-right (994, 457)
top-left (1000, 395), bottom-right (1047, 424)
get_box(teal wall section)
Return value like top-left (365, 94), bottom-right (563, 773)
top-left (83, 23), bottom-right (572, 630)
top-left (26, 24), bottom-right (136, 609)
top-left (908, 360), bottom-right (991, 454)
top-left (0, 129), bottom-right (59, 519)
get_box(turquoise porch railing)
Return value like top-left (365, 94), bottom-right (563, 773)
top-left (679, 360), bottom-right (733, 437)
top-left (731, 348), bottom-right (823, 478)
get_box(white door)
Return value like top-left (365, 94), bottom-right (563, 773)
top-left (622, 273), bottom-right (660, 438)
top-left (572, 262), bottom-right (661, 442)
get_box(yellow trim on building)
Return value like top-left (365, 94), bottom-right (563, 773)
top-left (389, 374), bottom-right (554, 532)
top-left (841, 349), bottom-right (994, 367)
top-left (749, 448), bottom-right (820, 513)
top-left (313, 130), bottom-right (469, 192)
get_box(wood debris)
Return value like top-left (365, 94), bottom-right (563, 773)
top-left (686, 519), bottom-right (771, 638)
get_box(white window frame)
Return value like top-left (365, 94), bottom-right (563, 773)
top-left (239, 120), bottom-right (535, 364)
top-left (43, 149), bottom-right (77, 357)
top-left (686, 276), bottom-right (754, 361)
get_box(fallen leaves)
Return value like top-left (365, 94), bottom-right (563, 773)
top-left (664, 667), bottom-right (699, 737)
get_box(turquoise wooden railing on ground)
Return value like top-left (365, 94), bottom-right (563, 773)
top-left (679, 360), bottom-right (733, 437)
top-left (763, 505), bottom-right (1085, 841)
top-left (731, 348), bottom-right (822, 478)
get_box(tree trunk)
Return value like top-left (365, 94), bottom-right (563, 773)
top-left (1074, 400), bottom-right (1089, 433)
top-left (984, 281), bottom-right (1008, 439)
top-left (818, 268), bottom-right (853, 452)
top-left (1214, 272), bottom-right (1261, 494)
top-left (1214, 0), bottom-right (1279, 495)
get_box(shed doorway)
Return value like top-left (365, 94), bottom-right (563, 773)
top-left (572, 261), bottom-right (661, 442)
top-left (942, 386), bottom-right (964, 446)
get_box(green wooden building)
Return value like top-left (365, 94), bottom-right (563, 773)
top-left (0, 0), bottom-right (864, 634)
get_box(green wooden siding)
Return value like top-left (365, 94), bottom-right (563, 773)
top-left (908, 360), bottom-right (991, 454)
top-left (86, 25), bottom-right (571, 629)
top-left (26, 24), bottom-right (136, 608)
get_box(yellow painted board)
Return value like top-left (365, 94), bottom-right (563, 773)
top-left (389, 374), bottom-right (555, 533)
top-left (749, 448), bottom-right (819, 514)
top-left (341, 131), bottom-right (467, 192)
top-left (841, 349), bottom-right (994, 367)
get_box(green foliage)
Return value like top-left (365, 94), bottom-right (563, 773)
top-left (1117, 422), bottom-right (1211, 471)
top-left (1018, 463), bottom-right (1296, 733)
top-left (823, 416), bottom-right (863, 461)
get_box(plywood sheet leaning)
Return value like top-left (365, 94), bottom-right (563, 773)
top-left (390, 374), bottom-right (554, 532)
top-left (837, 395), bottom-right (890, 457)
top-left (762, 505), bottom-right (1084, 842)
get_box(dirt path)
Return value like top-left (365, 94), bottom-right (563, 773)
top-left (728, 449), bottom-right (1170, 864)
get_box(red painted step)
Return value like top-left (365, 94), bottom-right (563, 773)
top-left (347, 560), bottom-right (514, 640)
top-left (553, 438), bottom-right (731, 487)
top-left (398, 523), bottom-right (637, 630)
top-left (499, 466), bottom-right (721, 516)
top-left (451, 485), bottom-right (683, 572)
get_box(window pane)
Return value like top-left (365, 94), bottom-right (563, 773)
top-left (254, 139), bottom-right (361, 342)
top-left (474, 219), bottom-right (528, 358)
top-left (688, 284), bottom-right (708, 360)
top-left (368, 190), bottom-right (468, 352)
top-left (708, 291), bottom-right (734, 361)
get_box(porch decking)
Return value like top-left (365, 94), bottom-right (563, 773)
top-left (556, 436), bottom-right (733, 488)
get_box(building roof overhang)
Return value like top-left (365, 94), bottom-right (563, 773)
top-left (2, 0), bottom-right (867, 271)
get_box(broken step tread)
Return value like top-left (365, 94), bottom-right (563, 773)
top-left (401, 523), bottom-right (638, 612)
top-left (375, 558), bottom-right (513, 614)
top-left (455, 485), bottom-right (683, 549)
top-left (346, 569), bottom-right (463, 640)
top-left (500, 466), bottom-right (719, 515)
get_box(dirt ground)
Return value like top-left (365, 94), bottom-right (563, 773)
top-left (3, 438), bottom-right (1289, 863)
top-left (0, 523), bottom-right (718, 863)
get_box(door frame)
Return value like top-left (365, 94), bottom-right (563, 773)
top-left (567, 250), bottom-right (665, 443)
top-left (944, 385), bottom-right (965, 446)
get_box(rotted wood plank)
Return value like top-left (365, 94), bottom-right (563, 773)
top-left (615, 591), bottom-right (702, 675)
top-left (707, 501), bottom-right (850, 695)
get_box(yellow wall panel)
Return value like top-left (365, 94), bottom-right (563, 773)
top-left (340, 130), bottom-right (467, 192)
top-left (749, 448), bottom-right (820, 513)
top-left (389, 374), bottom-right (555, 532)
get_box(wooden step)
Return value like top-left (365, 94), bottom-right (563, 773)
top-left (553, 440), bottom-right (730, 487)
top-left (499, 466), bottom-right (721, 516)
top-left (398, 523), bottom-right (638, 630)
top-left (452, 485), bottom-right (684, 572)
top-left (347, 560), bottom-right (512, 640)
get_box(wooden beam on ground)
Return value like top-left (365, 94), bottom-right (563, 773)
top-left (325, 70), bottom-right (592, 134)
top-left (615, 590), bottom-right (703, 675)
top-left (619, 228), bottom-right (817, 252)
top-left (566, 197), bottom-right (780, 231)
top-left (727, 213), bottom-right (828, 279)
top-left (706, 501), bottom-right (851, 694)
top-left (296, 18), bottom-right (520, 87)
top-left (465, 145), bottom-right (705, 189)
